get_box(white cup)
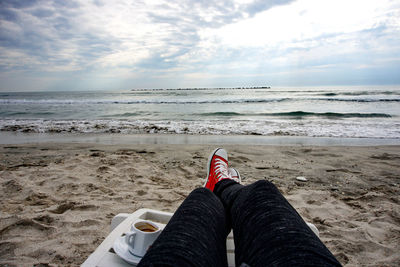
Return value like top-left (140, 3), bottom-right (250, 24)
top-left (125, 220), bottom-right (161, 257)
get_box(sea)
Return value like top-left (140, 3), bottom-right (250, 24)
top-left (0, 86), bottom-right (399, 139)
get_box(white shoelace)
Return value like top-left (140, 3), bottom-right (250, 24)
top-left (214, 157), bottom-right (230, 182)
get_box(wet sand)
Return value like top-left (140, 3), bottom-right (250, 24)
top-left (0, 143), bottom-right (399, 266)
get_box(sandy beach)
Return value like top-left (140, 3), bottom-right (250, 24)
top-left (0, 143), bottom-right (399, 266)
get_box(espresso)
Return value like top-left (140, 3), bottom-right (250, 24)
top-left (141, 228), bottom-right (155, 232)
top-left (136, 222), bottom-right (158, 232)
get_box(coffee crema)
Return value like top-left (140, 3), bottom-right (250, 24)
top-left (135, 222), bottom-right (158, 233)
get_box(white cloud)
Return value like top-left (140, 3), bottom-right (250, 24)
top-left (0, 0), bottom-right (399, 90)
top-left (191, 0), bottom-right (400, 84)
top-left (200, 0), bottom-right (398, 48)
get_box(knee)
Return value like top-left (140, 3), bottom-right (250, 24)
top-left (189, 187), bottom-right (218, 200)
top-left (249, 180), bottom-right (280, 193)
top-left (192, 187), bottom-right (212, 195)
top-left (186, 187), bottom-right (224, 212)
top-left (253, 179), bottom-right (275, 188)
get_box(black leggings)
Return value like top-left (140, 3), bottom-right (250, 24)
top-left (138, 180), bottom-right (341, 267)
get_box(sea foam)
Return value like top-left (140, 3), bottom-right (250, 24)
top-left (0, 119), bottom-right (398, 139)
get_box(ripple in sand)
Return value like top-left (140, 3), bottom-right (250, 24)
top-left (25, 192), bottom-right (54, 206)
top-left (0, 218), bottom-right (56, 238)
top-left (2, 180), bottom-right (22, 193)
top-left (49, 202), bottom-right (75, 214)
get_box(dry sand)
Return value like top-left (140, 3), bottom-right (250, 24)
top-left (0, 143), bottom-right (399, 266)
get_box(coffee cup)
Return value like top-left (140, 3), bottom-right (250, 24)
top-left (125, 220), bottom-right (161, 257)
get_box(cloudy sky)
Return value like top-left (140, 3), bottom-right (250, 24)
top-left (0, 0), bottom-right (399, 91)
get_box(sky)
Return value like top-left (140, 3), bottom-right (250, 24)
top-left (0, 0), bottom-right (399, 91)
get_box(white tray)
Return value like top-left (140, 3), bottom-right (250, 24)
top-left (81, 208), bottom-right (235, 266)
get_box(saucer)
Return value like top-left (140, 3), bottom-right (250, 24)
top-left (113, 236), bottom-right (142, 265)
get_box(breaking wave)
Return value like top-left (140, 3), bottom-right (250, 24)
top-left (1, 97), bottom-right (399, 105)
top-left (198, 111), bottom-right (392, 118)
top-left (0, 119), bottom-right (398, 139)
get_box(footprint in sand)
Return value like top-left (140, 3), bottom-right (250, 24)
top-left (177, 165), bottom-right (195, 179)
top-left (136, 190), bottom-right (147, 196)
top-left (72, 204), bottom-right (98, 211)
top-left (85, 183), bottom-right (99, 192)
top-left (2, 180), bottom-right (22, 193)
top-left (97, 166), bottom-right (111, 173)
top-left (0, 241), bottom-right (17, 258)
top-left (0, 217), bottom-right (56, 238)
top-left (230, 155), bottom-right (250, 164)
top-left (24, 192), bottom-right (54, 206)
top-left (89, 149), bottom-right (105, 157)
top-left (33, 214), bottom-right (55, 225)
top-left (57, 183), bottom-right (79, 192)
top-left (114, 149), bottom-right (136, 155)
top-left (69, 219), bottom-right (100, 228)
top-left (370, 153), bottom-right (400, 160)
top-left (100, 158), bottom-right (118, 165)
top-left (49, 202), bottom-right (76, 214)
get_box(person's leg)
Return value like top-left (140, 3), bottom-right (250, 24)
top-left (214, 179), bottom-right (342, 267)
top-left (137, 188), bottom-right (229, 267)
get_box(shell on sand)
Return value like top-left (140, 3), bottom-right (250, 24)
top-left (296, 176), bottom-right (308, 182)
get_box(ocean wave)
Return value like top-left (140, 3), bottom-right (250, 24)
top-left (1, 97), bottom-right (399, 105)
top-left (101, 112), bottom-right (144, 118)
top-left (0, 98), bottom-right (290, 105)
top-left (199, 112), bottom-right (243, 116)
top-left (1, 119), bottom-right (399, 138)
top-left (319, 98), bottom-right (400, 102)
top-left (269, 111), bottom-right (393, 118)
top-left (320, 91), bottom-right (400, 96)
top-left (198, 111), bottom-right (392, 118)
top-left (0, 111), bottom-right (55, 116)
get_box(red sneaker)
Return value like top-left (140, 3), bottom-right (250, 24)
top-left (204, 148), bottom-right (230, 191)
top-left (229, 168), bottom-right (241, 184)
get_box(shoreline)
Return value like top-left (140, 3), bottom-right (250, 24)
top-left (0, 132), bottom-right (399, 146)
